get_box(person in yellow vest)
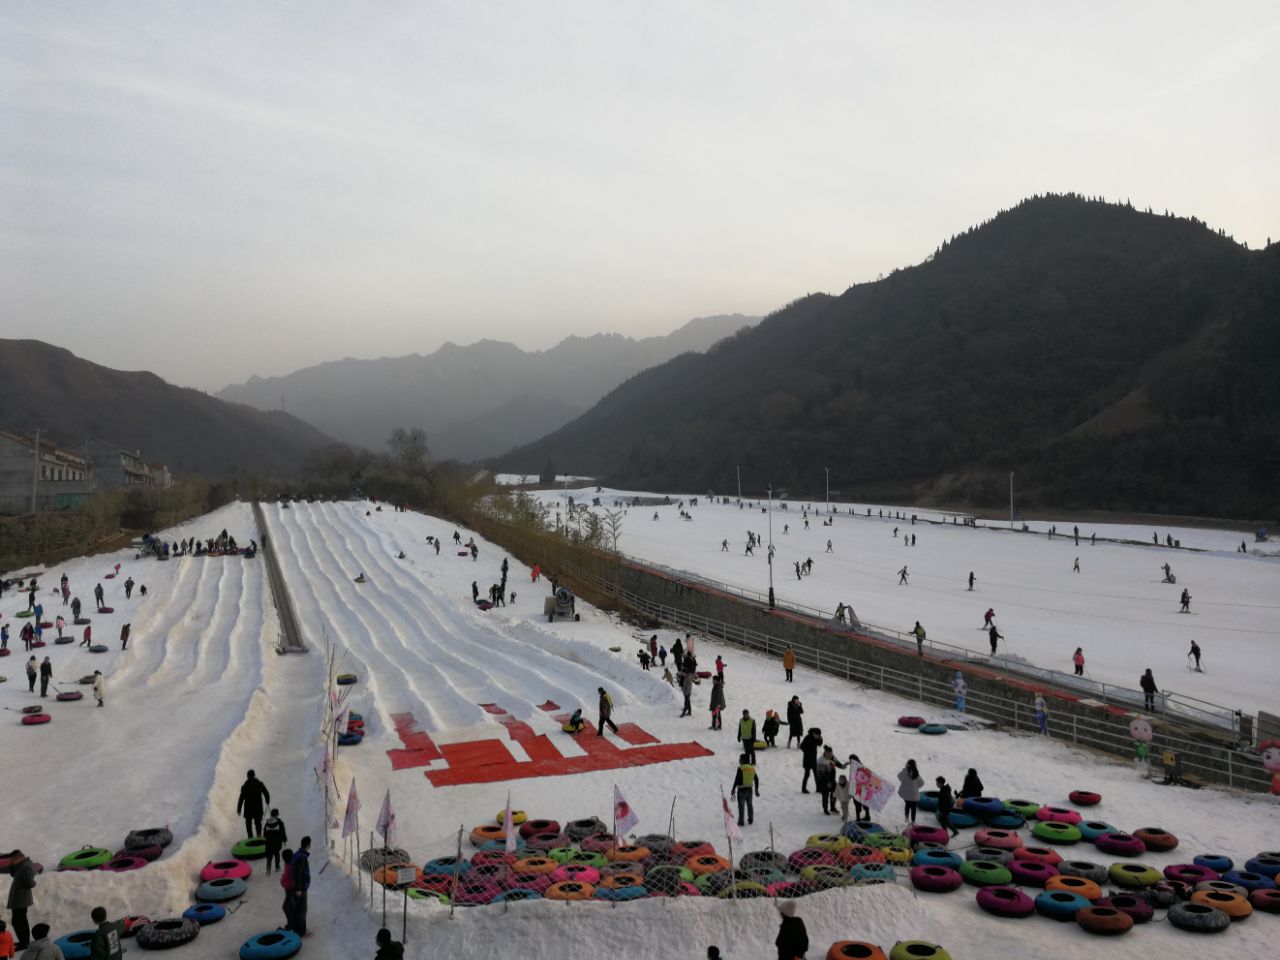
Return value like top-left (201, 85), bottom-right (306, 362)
top-left (738, 709), bottom-right (757, 763)
top-left (782, 646), bottom-right (796, 682)
top-left (732, 753), bottom-right (760, 827)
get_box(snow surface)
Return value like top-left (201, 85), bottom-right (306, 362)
top-left (1, 497), bottom-right (1277, 960)
top-left (536, 487), bottom-right (1280, 717)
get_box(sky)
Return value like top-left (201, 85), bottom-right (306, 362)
top-left (3, 2), bottom-right (1277, 392)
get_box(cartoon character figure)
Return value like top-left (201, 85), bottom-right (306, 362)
top-left (1260, 740), bottom-right (1280, 796)
top-left (1130, 716), bottom-right (1153, 771)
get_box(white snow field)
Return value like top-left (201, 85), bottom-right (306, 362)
top-left (536, 487), bottom-right (1280, 717)
top-left (1, 498), bottom-right (1277, 960)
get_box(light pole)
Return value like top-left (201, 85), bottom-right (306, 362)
top-left (766, 484), bottom-right (775, 607)
top-left (824, 467), bottom-right (829, 515)
top-left (1009, 472), bottom-right (1014, 529)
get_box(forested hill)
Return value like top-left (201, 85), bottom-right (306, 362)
top-left (498, 196), bottom-right (1280, 518)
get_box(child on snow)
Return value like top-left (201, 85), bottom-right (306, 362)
top-left (565, 709), bottom-right (584, 734)
top-left (834, 775), bottom-right (851, 821)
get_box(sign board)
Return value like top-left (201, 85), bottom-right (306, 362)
top-left (394, 866), bottom-right (417, 887)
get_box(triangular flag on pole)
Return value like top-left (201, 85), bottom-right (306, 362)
top-left (376, 787), bottom-right (396, 848)
top-left (721, 790), bottom-right (742, 841)
top-left (503, 793), bottom-right (518, 853)
top-left (613, 784), bottom-right (638, 836)
top-left (342, 779), bottom-right (361, 838)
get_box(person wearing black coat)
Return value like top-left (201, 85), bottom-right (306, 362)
top-left (1140, 669), bottom-right (1159, 711)
top-left (935, 776), bottom-right (958, 837)
top-left (799, 729), bottom-right (822, 794)
top-left (374, 927), bottom-right (404, 959)
top-left (786, 697), bottom-right (804, 748)
top-left (775, 900), bottom-right (809, 960)
top-left (237, 770), bottom-right (271, 838)
top-left (5, 849), bottom-right (37, 950)
top-left (959, 768), bottom-right (984, 799)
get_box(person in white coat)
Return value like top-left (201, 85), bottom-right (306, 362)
top-left (92, 671), bottom-right (105, 708)
top-left (953, 672), bottom-right (967, 712)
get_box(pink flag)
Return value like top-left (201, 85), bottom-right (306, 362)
top-left (376, 788), bottom-right (396, 847)
top-left (848, 761), bottom-right (896, 812)
top-left (342, 779), bottom-right (360, 837)
top-left (503, 795), bottom-right (517, 853)
top-left (613, 785), bottom-right (638, 836)
top-left (721, 792), bottom-right (741, 841)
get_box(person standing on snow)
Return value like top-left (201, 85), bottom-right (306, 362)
top-left (596, 687), bottom-right (618, 736)
top-left (123, 577), bottom-right (134, 600)
top-left (799, 728), bottom-right (822, 794)
top-left (1189, 640), bottom-right (1202, 672)
top-left (762, 710), bottom-right (780, 747)
top-left (263, 808), bottom-right (288, 876)
top-left (952, 672), bottom-right (966, 712)
top-left (71, 596), bottom-right (81, 621)
top-left (1034, 693), bottom-right (1049, 734)
top-left (679, 670), bottom-right (693, 717)
top-left (959, 768), bottom-right (984, 799)
top-left (732, 752), bottom-right (760, 827)
top-left (1072, 647), bottom-right (1085, 676)
top-left (987, 624), bottom-right (1002, 655)
top-left (782, 646), bottom-right (796, 682)
top-left (119, 624), bottom-right (130, 651)
top-left (93, 583), bottom-right (104, 610)
top-left (983, 608), bottom-right (995, 628)
top-left (38, 658), bottom-right (51, 698)
top-left (911, 621), bottom-right (926, 656)
top-left (92, 671), bottom-right (105, 707)
top-left (80, 625), bottom-right (92, 648)
top-left (1140, 669), bottom-right (1159, 711)
top-left (786, 696), bottom-right (804, 748)
top-left (88, 905), bottom-right (124, 960)
top-left (54, 616), bottom-right (65, 640)
top-left (1180, 589), bottom-right (1191, 613)
top-left (738, 709), bottom-right (757, 763)
top-left (935, 776), bottom-right (959, 838)
top-left (1073, 557), bottom-right (1080, 573)
top-left (289, 838), bottom-right (311, 937)
top-left (237, 770), bottom-right (271, 838)
top-left (708, 675), bottom-right (725, 730)
top-left (25, 657), bottom-right (37, 693)
top-left (775, 901), bottom-right (808, 960)
top-left (898, 759), bottom-right (924, 824)
top-left (898, 565), bottom-right (908, 585)
top-left (968, 571), bottom-right (975, 591)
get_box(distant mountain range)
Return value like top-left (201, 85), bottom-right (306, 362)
top-left (0, 340), bottom-right (333, 480)
top-left (218, 314), bottom-right (759, 461)
top-left (498, 196), bottom-right (1280, 518)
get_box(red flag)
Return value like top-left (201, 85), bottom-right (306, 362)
top-left (613, 785), bottom-right (638, 836)
top-left (721, 791), bottom-right (741, 841)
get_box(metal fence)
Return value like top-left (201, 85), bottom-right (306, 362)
top-left (618, 555), bottom-right (1244, 735)
top-left (582, 570), bottom-right (1267, 793)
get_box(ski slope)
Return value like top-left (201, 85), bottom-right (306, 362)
top-left (2, 498), bottom-right (1277, 960)
top-left (536, 487), bottom-right (1280, 716)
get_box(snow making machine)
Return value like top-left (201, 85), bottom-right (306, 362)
top-left (545, 585), bottom-right (581, 623)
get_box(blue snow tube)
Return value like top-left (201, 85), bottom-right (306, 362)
top-left (1193, 854), bottom-right (1233, 873)
top-left (940, 811), bottom-right (978, 829)
top-left (196, 877), bottom-right (247, 902)
top-left (1223, 869), bottom-right (1275, 891)
top-left (182, 903), bottom-right (227, 925)
top-left (337, 732), bottom-right (364, 746)
top-left (594, 885), bottom-right (646, 901)
top-left (913, 849), bottom-right (962, 869)
top-left (849, 862), bottom-right (897, 884)
top-left (987, 812), bottom-right (1025, 829)
top-left (424, 857), bottom-right (469, 876)
top-left (1035, 890), bottom-right (1093, 920)
top-left (54, 930), bottom-right (95, 960)
top-left (348, 712), bottom-right (363, 722)
top-left (841, 820), bottom-right (886, 840)
top-left (481, 837), bottom-right (525, 852)
top-left (959, 797), bottom-right (1005, 820)
top-left (918, 723), bottom-right (948, 735)
top-left (1077, 820), bottom-right (1117, 841)
top-left (335, 674), bottom-right (357, 686)
top-left (239, 930), bottom-right (302, 960)
top-left (918, 791), bottom-right (940, 812)
top-left (1245, 854), bottom-right (1280, 878)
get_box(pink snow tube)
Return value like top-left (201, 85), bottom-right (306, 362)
top-left (671, 841), bottom-right (715, 860)
top-left (1093, 833), bottom-right (1146, 857)
top-left (976, 885), bottom-right (1035, 918)
top-left (1068, 790), bottom-right (1101, 806)
top-left (505, 871), bottom-right (554, 894)
top-left (1007, 859), bottom-right (1059, 886)
top-left (788, 848), bottom-right (836, 872)
top-left (552, 864), bottom-right (601, 885)
top-left (472, 850), bottom-right (517, 868)
top-left (452, 880), bottom-right (501, 905)
top-left (1164, 863), bottom-right (1220, 885)
top-left (974, 829), bottom-right (1023, 850)
top-left (518, 819), bottom-right (560, 839)
top-left (467, 863), bottom-right (510, 886)
top-left (910, 865), bottom-right (963, 892)
top-left (1035, 806), bottom-right (1083, 824)
top-left (524, 831), bottom-right (567, 852)
top-left (1012, 846), bottom-right (1062, 866)
top-left (199, 859), bottom-right (252, 882)
top-left (905, 825), bottom-right (950, 846)
top-left (579, 833), bottom-right (618, 854)
top-left (114, 846), bottom-right (162, 863)
top-left (416, 874), bottom-right (456, 894)
top-left (102, 857), bottom-right (148, 872)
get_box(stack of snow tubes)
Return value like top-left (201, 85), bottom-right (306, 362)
top-left (339, 711), bottom-right (365, 746)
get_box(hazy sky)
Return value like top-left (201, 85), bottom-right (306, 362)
top-left (4, 3), bottom-right (1277, 391)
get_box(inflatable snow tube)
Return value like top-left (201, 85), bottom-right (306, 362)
top-left (417, 873), bottom-right (458, 893)
top-left (348, 712), bottom-right (362, 722)
top-left (828, 943), bottom-right (887, 960)
top-left (98, 606), bottom-right (114, 614)
top-left (693, 869), bottom-right (737, 894)
top-left (1245, 853), bottom-right (1280, 878)
top-left (1032, 821), bottom-right (1082, 844)
top-left (888, 942), bottom-right (951, 960)
top-left (102, 856), bottom-right (148, 872)
top-left (19, 705), bottom-right (42, 715)
top-left (238, 930), bottom-right (302, 959)
top-left (688, 854), bottom-right (731, 876)
top-left (551, 864), bottom-right (601, 885)
top-left (800, 864), bottom-right (850, 889)
top-left (493, 889), bottom-right (544, 903)
top-left (1139, 882), bottom-right (1183, 908)
top-left (74, 617), bottom-right (91, 625)
top-left (1003, 799), bottom-right (1040, 817)
top-left (1249, 888), bottom-right (1280, 913)
top-left (195, 877), bottom-right (247, 902)
top-left (452, 880), bottom-right (502, 905)
top-left (497, 808), bottom-right (527, 826)
top-left (230, 838), bottom-right (267, 860)
top-left (973, 828), bottom-right (1021, 850)
top-left (808, 834), bottom-right (852, 853)
top-left (1197, 879), bottom-right (1246, 897)
top-left (1190, 889), bottom-right (1252, 919)
top-left (1059, 860), bottom-right (1107, 884)
top-left (862, 832), bottom-right (910, 852)
top-left (789, 848), bottom-right (837, 871)
top-left (740, 850), bottom-right (789, 873)
top-left (1108, 863), bottom-right (1162, 888)
top-left (598, 871), bottom-right (645, 889)
top-left (1075, 905), bottom-right (1134, 936)
top-left (1078, 820), bottom-right (1117, 841)
top-left (917, 790), bottom-right (940, 812)
top-left (838, 844), bottom-right (886, 867)
top-left (1093, 832), bottom-right (1145, 857)
top-left (89, 644), bottom-right (108, 653)
top-left (1165, 863), bottom-right (1220, 885)
top-left (1222, 869), bottom-right (1275, 892)
top-left (545, 880), bottom-right (595, 900)
top-left (373, 864), bottom-right (424, 888)
top-left (1035, 805), bottom-right (1083, 824)
top-left (78, 675), bottom-right (95, 684)
top-left (1046, 875), bottom-right (1101, 900)
top-left (966, 846), bottom-right (1013, 865)
top-left (579, 832), bottom-right (618, 854)
top-left (1006, 859), bottom-right (1058, 886)
top-left (635, 833), bottom-right (674, 854)
top-left (1096, 894), bottom-right (1154, 923)
top-left (606, 844), bottom-right (649, 863)
top-left (848, 863), bottom-right (897, 884)
top-left (519, 818), bottom-right (560, 839)
top-left (937, 811), bottom-right (977, 829)
top-left (136, 918), bottom-right (201, 950)
top-left (904, 825), bottom-right (949, 846)
top-left (958, 797), bottom-right (1004, 820)
top-left (976, 885), bottom-right (1035, 918)
top-left (59, 846), bottom-right (111, 870)
top-left (335, 673), bottom-right (357, 685)
top-left (199, 859), bottom-right (251, 882)
top-left (523, 831), bottom-right (566, 852)
top-left (56, 690), bottom-right (84, 702)
top-left (1167, 901), bottom-right (1231, 933)
top-left (21, 713), bottom-right (51, 725)
top-left (765, 880), bottom-right (809, 899)
top-left (644, 865), bottom-right (694, 893)
top-left (337, 732), bottom-right (363, 746)
top-left (1011, 845), bottom-right (1061, 866)
top-left (555, 849), bottom-right (606, 868)
top-left (512, 856), bottom-right (557, 875)
top-left (54, 636), bottom-right (74, 645)
top-left (595, 884), bottom-right (647, 901)
top-left (841, 820), bottom-right (886, 841)
top-left (15, 610), bottom-right (32, 617)
top-left (122, 916), bottom-right (151, 938)
top-left (504, 872), bottom-right (553, 894)
top-left (565, 817), bottom-right (608, 842)
top-left (741, 865), bottom-right (784, 886)
top-left (1068, 790), bottom-right (1101, 807)
top-left (1193, 854), bottom-right (1233, 873)
top-left (912, 849), bottom-right (961, 869)
top-left (1035, 890), bottom-right (1092, 920)
top-left (959, 860), bottom-right (1012, 886)
top-left (918, 723), bottom-right (947, 736)
top-left (1134, 827), bottom-right (1178, 852)
top-left (897, 716), bottom-right (925, 728)
top-left (472, 849), bottom-right (517, 868)
top-left (909, 865), bottom-right (962, 893)
top-left (54, 930), bottom-right (94, 959)
top-left (182, 903), bottom-right (226, 925)
top-left (469, 824), bottom-right (508, 847)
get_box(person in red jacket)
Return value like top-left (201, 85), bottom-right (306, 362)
top-left (1072, 647), bottom-right (1085, 676)
top-left (80, 624), bottom-right (92, 648)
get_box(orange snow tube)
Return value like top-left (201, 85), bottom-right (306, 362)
top-left (828, 944), bottom-right (888, 960)
top-left (545, 880), bottom-right (595, 900)
top-left (469, 824), bottom-right (507, 847)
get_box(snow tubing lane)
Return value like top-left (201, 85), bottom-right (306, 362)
top-left (231, 838), bottom-right (267, 859)
top-left (196, 877), bottom-right (248, 902)
top-left (54, 930), bottom-right (95, 960)
top-left (1167, 901), bottom-right (1231, 932)
top-left (136, 918), bottom-right (200, 950)
top-left (239, 930), bottom-right (302, 960)
top-left (182, 903), bottom-right (226, 925)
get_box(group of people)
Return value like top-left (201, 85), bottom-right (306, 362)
top-left (236, 770), bottom-right (311, 937)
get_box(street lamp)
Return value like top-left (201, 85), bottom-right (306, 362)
top-left (767, 484), bottom-right (775, 607)
top-left (824, 467), bottom-right (829, 515)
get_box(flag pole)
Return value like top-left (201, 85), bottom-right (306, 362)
top-left (721, 786), bottom-right (738, 904)
top-left (448, 825), bottom-right (464, 920)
